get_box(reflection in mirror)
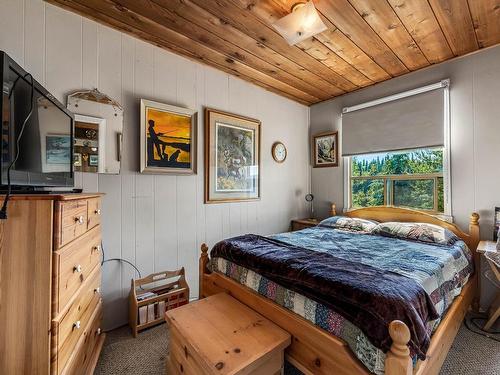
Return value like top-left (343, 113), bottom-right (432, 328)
top-left (37, 97), bottom-right (72, 173)
top-left (67, 89), bottom-right (123, 174)
top-left (73, 115), bottom-right (105, 173)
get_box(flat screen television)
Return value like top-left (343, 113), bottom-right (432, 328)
top-left (1, 50), bottom-right (74, 190)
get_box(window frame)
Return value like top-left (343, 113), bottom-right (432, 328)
top-left (343, 81), bottom-right (452, 217)
top-left (348, 170), bottom-right (444, 212)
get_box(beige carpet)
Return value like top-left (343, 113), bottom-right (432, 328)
top-left (95, 322), bottom-right (499, 375)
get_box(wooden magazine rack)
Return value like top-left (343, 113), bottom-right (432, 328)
top-left (129, 268), bottom-right (189, 337)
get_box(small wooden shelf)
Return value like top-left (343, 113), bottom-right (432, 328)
top-left (291, 218), bottom-right (319, 231)
top-left (129, 268), bottom-right (189, 337)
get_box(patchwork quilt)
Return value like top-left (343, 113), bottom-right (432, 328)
top-left (209, 225), bottom-right (472, 374)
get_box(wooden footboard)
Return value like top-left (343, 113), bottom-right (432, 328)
top-left (200, 246), bottom-right (476, 375)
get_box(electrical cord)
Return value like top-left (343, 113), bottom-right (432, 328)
top-left (464, 313), bottom-right (500, 342)
top-left (100, 241), bottom-right (142, 279)
top-left (0, 73), bottom-right (35, 220)
top-left (99, 242), bottom-right (144, 333)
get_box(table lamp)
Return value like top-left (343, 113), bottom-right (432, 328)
top-left (305, 193), bottom-right (314, 219)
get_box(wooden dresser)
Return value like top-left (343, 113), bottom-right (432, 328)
top-left (0, 193), bottom-right (105, 375)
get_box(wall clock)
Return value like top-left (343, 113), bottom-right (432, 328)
top-left (271, 141), bottom-right (287, 163)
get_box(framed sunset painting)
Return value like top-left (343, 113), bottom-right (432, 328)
top-left (204, 108), bottom-right (261, 203)
top-left (140, 99), bottom-right (197, 174)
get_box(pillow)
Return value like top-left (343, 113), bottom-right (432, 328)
top-left (319, 216), bottom-right (378, 233)
top-left (372, 222), bottom-right (459, 246)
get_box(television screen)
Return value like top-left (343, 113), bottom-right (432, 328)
top-left (1, 52), bottom-right (74, 188)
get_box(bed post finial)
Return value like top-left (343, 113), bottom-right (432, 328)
top-left (469, 213), bottom-right (480, 248)
top-left (468, 212), bottom-right (480, 311)
top-left (199, 244), bottom-right (209, 299)
top-left (468, 212), bottom-right (480, 253)
top-left (470, 212), bottom-right (479, 226)
top-left (330, 203), bottom-right (337, 217)
top-left (201, 243), bottom-right (209, 255)
top-left (385, 320), bottom-right (412, 375)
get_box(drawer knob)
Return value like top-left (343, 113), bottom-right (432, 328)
top-left (95, 209), bottom-right (101, 215)
top-left (73, 321), bottom-right (81, 330)
top-left (73, 264), bottom-right (82, 273)
top-left (75, 215), bottom-right (84, 224)
top-left (94, 287), bottom-right (100, 294)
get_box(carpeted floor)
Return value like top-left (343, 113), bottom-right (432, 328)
top-left (95, 318), bottom-right (500, 375)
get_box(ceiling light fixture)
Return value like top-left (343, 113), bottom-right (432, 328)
top-left (272, 1), bottom-right (327, 46)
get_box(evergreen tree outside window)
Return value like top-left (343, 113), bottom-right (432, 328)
top-left (350, 148), bottom-right (444, 213)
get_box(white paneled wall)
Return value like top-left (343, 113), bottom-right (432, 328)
top-left (0, 0), bottom-right (310, 329)
top-left (310, 45), bottom-right (500, 233)
top-left (310, 44), bottom-right (500, 310)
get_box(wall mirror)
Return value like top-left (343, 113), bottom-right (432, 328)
top-left (67, 89), bottom-right (123, 174)
top-left (73, 114), bottom-right (106, 173)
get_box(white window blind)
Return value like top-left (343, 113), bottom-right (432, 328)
top-left (341, 84), bottom-right (446, 157)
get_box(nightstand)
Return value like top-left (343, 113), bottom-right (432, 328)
top-left (477, 240), bottom-right (500, 331)
top-left (291, 218), bottom-right (319, 231)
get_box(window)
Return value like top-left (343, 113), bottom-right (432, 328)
top-left (348, 148), bottom-right (445, 213)
top-left (341, 80), bottom-right (451, 216)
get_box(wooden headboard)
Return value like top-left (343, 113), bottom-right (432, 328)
top-left (342, 206), bottom-right (480, 252)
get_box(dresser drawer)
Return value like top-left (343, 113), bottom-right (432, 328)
top-left (51, 268), bottom-right (101, 375)
top-left (61, 301), bottom-right (103, 375)
top-left (87, 198), bottom-right (101, 230)
top-left (54, 200), bottom-right (89, 249)
top-left (53, 226), bottom-right (101, 316)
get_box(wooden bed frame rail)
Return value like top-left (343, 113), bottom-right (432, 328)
top-left (199, 207), bottom-right (480, 375)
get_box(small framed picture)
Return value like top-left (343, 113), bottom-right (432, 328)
top-left (73, 153), bottom-right (82, 167)
top-left (313, 131), bottom-right (338, 168)
top-left (89, 154), bottom-right (99, 167)
top-left (494, 207), bottom-right (500, 241)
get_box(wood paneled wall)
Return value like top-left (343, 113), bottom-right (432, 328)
top-left (0, 0), bottom-right (310, 329)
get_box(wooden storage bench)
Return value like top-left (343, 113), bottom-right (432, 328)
top-left (165, 293), bottom-right (291, 375)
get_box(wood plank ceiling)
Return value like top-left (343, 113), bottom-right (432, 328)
top-left (45, 0), bottom-right (500, 105)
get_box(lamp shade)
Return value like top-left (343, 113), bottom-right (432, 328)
top-left (272, 2), bottom-right (327, 46)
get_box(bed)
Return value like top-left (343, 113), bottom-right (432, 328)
top-left (199, 207), bottom-right (480, 375)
